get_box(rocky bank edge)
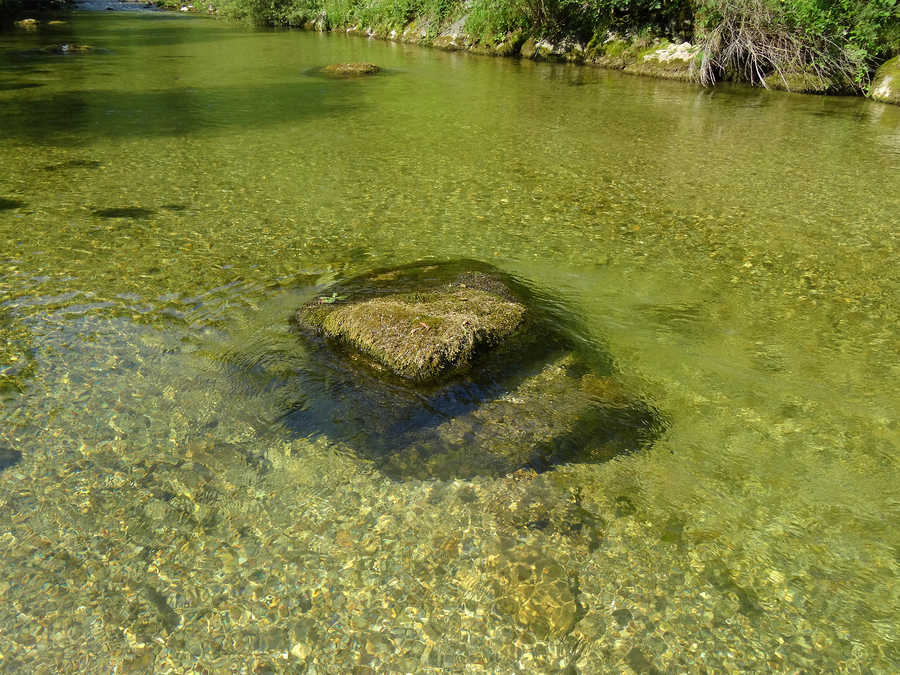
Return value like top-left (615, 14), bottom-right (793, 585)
top-left (331, 19), bottom-right (898, 102)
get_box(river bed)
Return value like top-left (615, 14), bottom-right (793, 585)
top-left (1, 10), bottom-right (898, 672)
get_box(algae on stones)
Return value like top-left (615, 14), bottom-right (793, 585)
top-left (301, 287), bottom-right (525, 381)
top-left (763, 70), bottom-right (835, 93)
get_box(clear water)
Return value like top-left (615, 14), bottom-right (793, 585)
top-left (1, 11), bottom-right (898, 672)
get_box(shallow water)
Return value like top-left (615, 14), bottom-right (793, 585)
top-left (1, 10), bottom-right (898, 672)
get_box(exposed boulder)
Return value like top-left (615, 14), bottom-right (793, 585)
top-left (871, 56), bottom-right (900, 105)
top-left (298, 277), bottom-right (525, 382)
top-left (45, 44), bottom-right (99, 55)
top-left (764, 70), bottom-right (834, 94)
top-left (623, 41), bottom-right (699, 82)
top-left (286, 261), bottom-right (664, 481)
top-left (320, 62), bottom-right (380, 77)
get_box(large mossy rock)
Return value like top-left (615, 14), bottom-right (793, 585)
top-left (298, 275), bottom-right (525, 381)
top-left (623, 41), bottom-right (699, 82)
top-left (871, 56), bottom-right (900, 105)
top-left (763, 70), bottom-right (834, 94)
top-left (288, 261), bottom-right (663, 480)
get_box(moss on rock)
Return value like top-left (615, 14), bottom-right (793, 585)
top-left (320, 62), bottom-right (380, 77)
top-left (871, 56), bottom-right (900, 104)
top-left (302, 287), bottom-right (526, 381)
top-left (519, 37), bottom-right (538, 59)
top-left (623, 41), bottom-right (697, 82)
top-left (45, 44), bottom-right (98, 55)
top-left (764, 70), bottom-right (834, 93)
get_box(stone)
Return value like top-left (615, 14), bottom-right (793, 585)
top-left (320, 62), bottom-right (380, 77)
top-left (623, 41), bottom-right (699, 82)
top-left (45, 44), bottom-right (98, 55)
top-left (764, 70), bottom-right (834, 94)
top-left (488, 539), bottom-right (578, 637)
top-left (0, 445), bottom-right (23, 472)
top-left (299, 282), bottom-right (525, 382)
top-left (871, 56), bottom-right (900, 105)
top-left (284, 261), bottom-right (664, 480)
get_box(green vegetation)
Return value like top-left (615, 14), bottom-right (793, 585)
top-left (192, 0), bottom-right (897, 91)
top-left (693, 0), bottom-right (899, 90)
top-left (3, 0), bottom-right (893, 93)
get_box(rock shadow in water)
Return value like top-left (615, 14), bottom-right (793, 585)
top-left (0, 198), bottom-right (25, 211)
top-left (45, 159), bottom-right (103, 171)
top-left (280, 260), bottom-right (665, 481)
top-left (92, 207), bottom-right (155, 218)
top-left (0, 446), bottom-right (23, 472)
top-left (0, 82), bottom-right (364, 144)
top-left (0, 82), bottom-right (44, 91)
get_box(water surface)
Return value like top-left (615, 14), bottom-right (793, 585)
top-left (1, 11), bottom-right (898, 671)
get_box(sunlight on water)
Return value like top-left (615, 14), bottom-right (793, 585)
top-left (0, 10), bottom-right (898, 671)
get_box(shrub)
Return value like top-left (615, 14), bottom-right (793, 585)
top-left (693, 0), bottom-right (899, 90)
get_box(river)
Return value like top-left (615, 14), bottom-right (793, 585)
top-left (1, 9), bottom-right (898, 672)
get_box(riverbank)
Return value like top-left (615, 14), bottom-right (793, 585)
top-left (7, 0), bottom-right (898, 103)
top-left (160, 0), bottom-right (899, 103)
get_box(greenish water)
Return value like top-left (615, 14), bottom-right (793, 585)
top-left (1, 11), bottom-right (898, 672)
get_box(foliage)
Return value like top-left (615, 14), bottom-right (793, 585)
top-left (693, 0), bottom-right (899, 90)
top-left (213, 0), bottom-right (460, 30)
top-left (7, 0), bottom-right (882, 89)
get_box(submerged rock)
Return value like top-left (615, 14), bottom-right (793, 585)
top-left (320, 62), bottom-right (380, 77)
top-left (44, 44), bottom-right (99, 55)
top-left (488, 538), bottom-right (579, 637)
top-left (1, 445), bottom-right (23, 472)
top-left (286, 261), bottom-right (663, 480)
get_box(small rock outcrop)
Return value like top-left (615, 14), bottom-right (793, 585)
top-left (298, 277), bottom-right (525, 381)
top-left (45, 44), bottom-right (98, 55)
top-left (320, 62), bottom-right (380, 77)
top-left (623, 41), bottom-right (698, 82)
top-left (871, 56), bottom-right (900, 104)
top-left (763, 70), bottom-right (834, 94)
